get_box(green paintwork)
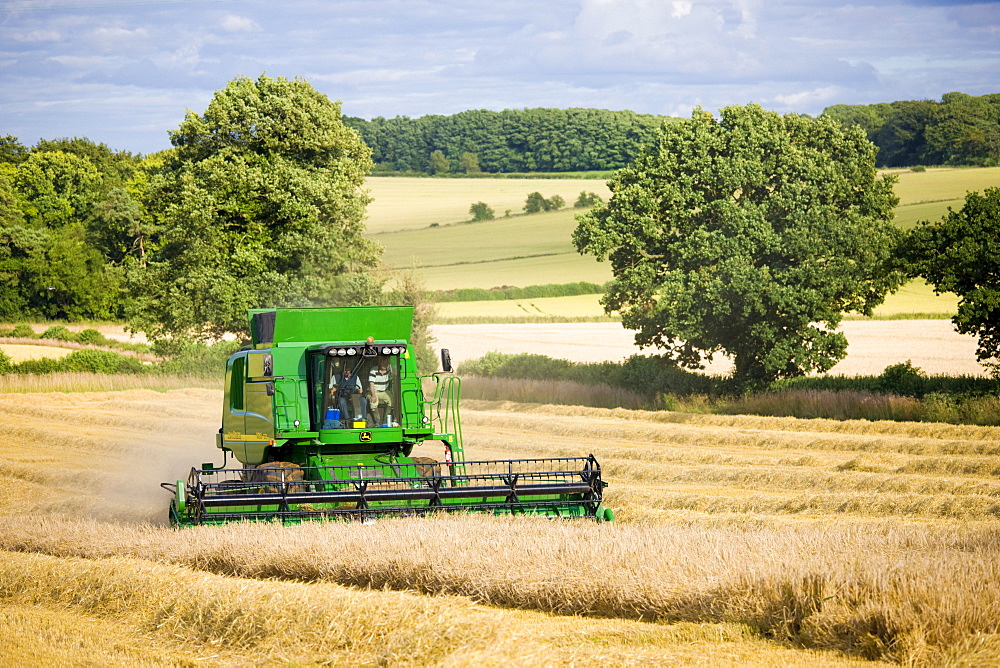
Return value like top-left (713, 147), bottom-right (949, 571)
top-left (250, 306), bottom-right (414, 345)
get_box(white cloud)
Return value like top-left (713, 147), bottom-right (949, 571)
top-left (312, 66), bottom-right (447, 86)
top-left (11, 29), bottom-right (61, 43)
top-left (87, 25), bottom-right (151, 54)
top-left (91, 26), bottom-right (149, 41)
top-left (0, 0), bottom-right (996, 153)
top-left (221, 15), bottom-right (262, 33)
top-left (49, 55), bottom-right (112, 68)
top-left (171, 42), bottom-right (204, 68)
top-left (774, 86), bottom-right (842, 108)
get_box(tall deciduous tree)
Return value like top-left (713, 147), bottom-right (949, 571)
top-left (574, 104), bottom-right (904, 388)
top-left (458, 151), bottom-right (481, 174)
top-left (127, 74), bottom-right (379, 341)
top-left (902, 188), bottom-right (1000, 370)
top-left (0, 136), bottom-right (29, 166)
top-left (428, 150), bottom-right (450, 174)
top-left (524, 192), bottom-right (546, 214)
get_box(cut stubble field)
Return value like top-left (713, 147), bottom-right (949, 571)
top-left (2, 387), bottom-right (1000, 665)
top-left (433, 319), bottom-right (985, 376)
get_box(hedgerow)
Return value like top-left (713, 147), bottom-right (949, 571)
top-left (458, 352), bottom-right (718, 397)
top-left (428, 281), bottom-right (608, 303)
top-left (61, 349), bottom-right (148, 374)
top-left (0, 340), bottom-right (239, 378)
top-left (458, 352), bottom-right (1000, 424)
top-left (40, 325), bottom-right (76, 341)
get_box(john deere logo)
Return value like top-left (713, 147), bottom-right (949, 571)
top-left (359, 431), bottom-right (372, 442)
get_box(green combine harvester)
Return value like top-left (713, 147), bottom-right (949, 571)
top-left (163, 306), bottom-right (613, 525)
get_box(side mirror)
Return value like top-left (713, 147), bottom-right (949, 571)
top-left (440, 349), bottom-right (453, 373)
top-left (247, 352), bottom-right (274, 380)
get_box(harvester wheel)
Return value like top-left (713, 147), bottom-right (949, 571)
top-left (412, 456), bottom-right (439, 477)
top-left (250, 461), bottom-right (307, 493)
top-left (168, 499), bottom-right (179, 526)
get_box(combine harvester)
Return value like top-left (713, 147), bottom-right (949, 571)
top-left (163, 306), bottom-right (613, 525)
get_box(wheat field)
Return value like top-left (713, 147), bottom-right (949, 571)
top-left (1, 388), bottom-right (999, 665)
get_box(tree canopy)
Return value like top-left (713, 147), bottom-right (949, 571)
top-left (574, 104), bottom-right (904, 388)
top-left (126, 74), bottom-right (379, 342)
top-left (0, 141), bottom-right (138, 321)
top-left (823, 92), bottom-right (1000, 167)
top-left (902, 188), bottom-right (1000, 369)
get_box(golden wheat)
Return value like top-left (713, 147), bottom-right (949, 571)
top-left (0, 372), bottom-right (218, 394)
top-left (0, 538), bottom-right (879, 667)
top-left (0, 338), bottom-right (158, 361)
top-left (0, 548), bottom-right (515, 666)
top-left (0, 515), bottom-right (997, 664)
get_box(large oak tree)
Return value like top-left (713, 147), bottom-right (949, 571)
top-left (574, 104), bottom-right (904, 388)
top-left (127, 75), bottom-right (379, 342)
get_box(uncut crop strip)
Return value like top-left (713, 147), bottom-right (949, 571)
top-left (0, 548), bottom-right (511, 666)
top-left (0, 547), bottom-right (876, 668)
top-left (454, 402), bottom-right (1000, 521)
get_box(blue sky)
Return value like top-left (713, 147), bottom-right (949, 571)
top-left (2, 0), bottom-right (998, 154)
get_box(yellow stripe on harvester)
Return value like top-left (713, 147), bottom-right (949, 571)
top-left (224, 432), bottom-right (274, 443)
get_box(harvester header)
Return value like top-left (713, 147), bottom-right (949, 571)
top-left (163, 306), bottom-right (613, 525)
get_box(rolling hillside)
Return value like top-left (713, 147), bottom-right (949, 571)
top-left (370, 167), bottom-right (999, 312)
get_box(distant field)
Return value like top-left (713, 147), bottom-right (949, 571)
top-left (434, 319), bottom-right (982, 376)
top-left (371, 167), bottom-right (1000, 295)
top-left (889, 166), bottom-right (1000, 207)
top-left (378, 206), bottom-right (614, 291)
top-left (365, 177), bottom-right (610, 234)
top-left (892, 166), bottom-right (1000, 229)
top-left (0, 344), bottom-right (72, 363)
top-left (870, 279), bottom-right (958, 317)
top-left (435, 293), bottom-right (612, 321)
top-left (893, 198), bottom-right (966, 229)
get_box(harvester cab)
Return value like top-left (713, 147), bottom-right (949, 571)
top-left (163, 306), bottom-right (613, 525)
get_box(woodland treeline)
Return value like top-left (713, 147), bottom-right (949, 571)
top-left (345, 92), bottom-right (1000, 174)
top-left (344, 108), bottom-right (672, 173)
top-left (823, 92), bottom-right (1000, 167)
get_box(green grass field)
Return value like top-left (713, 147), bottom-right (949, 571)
top-left (888, 166), bottom-right (1000, 207)
top-left (377, 206), bottom-right (614, 291)
top-left (869, 279), bottom-right (958, 318)
top-left (435, 293), bottom-right (614, 321)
